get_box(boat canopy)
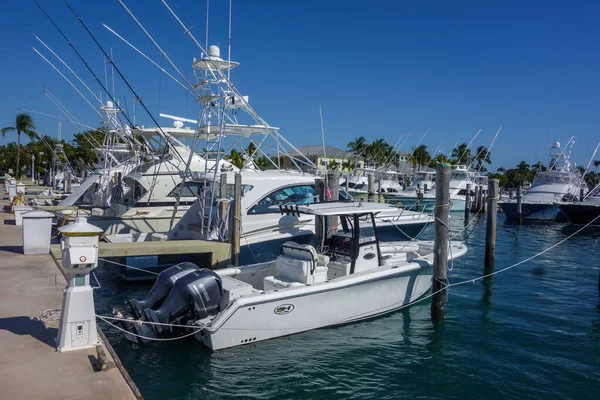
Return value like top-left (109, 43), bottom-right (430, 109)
top-left (297, 201), bottom-right (398, 216)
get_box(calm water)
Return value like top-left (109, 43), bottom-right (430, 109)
top-left (94, 213), bottom-right (600, 400)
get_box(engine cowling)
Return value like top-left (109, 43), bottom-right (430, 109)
top-left (128, 262), bottom-right (200, 318)
top-left (144, 268), bottom-right (223, 336)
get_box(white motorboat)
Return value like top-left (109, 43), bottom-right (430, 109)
top-left (56, 142), bottom-right (237, 234)
top-left (394, 165), bottom-right (478, 212)
top-left (114, 201), bottom-right (467, 350)
top-left (105, 169), bottom-right (434, 261)
top-left (499, 141), bottom-right (587, 221)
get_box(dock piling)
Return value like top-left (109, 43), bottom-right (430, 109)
top-left (327, 174), bottom-right (340, 231)
top-left (465, 183), bottom-right (471, 215)
top-left (218, 173), bottom-right (229, 221)
top-left (516, 186), bottom-right (523, 224)
top-left (367, 173), bottom-right (375, 202)
top-left (229, 173), bottom-right (242, 266)
top-left (484, 179), bottom-right (499, 273)
top-left (431, 164), bottom-right (450, 322)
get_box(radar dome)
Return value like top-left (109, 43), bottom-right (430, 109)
top-left (106, 100), bottom-right (114, 108)
top-left (553, 141), bottom-right (561, 148)
top-left (173, 120), bottom-right (184, 129)
top-left (208, 45), bottom-right (221, 58)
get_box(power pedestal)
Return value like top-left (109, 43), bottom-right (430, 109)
top-left (56, 216), bottom-right (103, 352)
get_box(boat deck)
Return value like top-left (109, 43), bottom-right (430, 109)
top-left (0, 188), bottom-right (141, 399)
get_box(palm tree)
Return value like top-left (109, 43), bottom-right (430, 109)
top-left (2, 113), bottom-right (37, 179)
top-left (347, 136), bottom-right (367, 156)
top-left (451, 143), bottom-right (471, 165)
top-left (409, 145), bottom-right (431, 171)
top-left (428, 153), bottom-right (448, 169)
top-left (474, 145), bottom-right (492, 171)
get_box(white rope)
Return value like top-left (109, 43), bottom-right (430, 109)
top-left (34, 309), bottom-right (61, 322)
top-left (98, 257), bottom-right (161, 275)
top-left (97, 314), bottom-right (199, 329)
top-left (97, 315), bottom-right (204, 342)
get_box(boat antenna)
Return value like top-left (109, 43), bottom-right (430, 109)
top-left (469, 126), bottom-right (502, 174)
top-left (581, 142), bottom-right (600, 187)
top-left (398, 129), bottom-right (429, 174)
top-left (319, 105), bottom-right (327, 177)
top-left (102, 24), bottom-right (192, 94)
top-left (206, 0), bottom-right (210, 51)
top-left (227, 0), bottom-right (232, 82)
top-left (548, 135), bottom-right (575, 171)
top-left (34, 1), bottom-right (134, 128)
top-left (62, 0), bottom-right (188, 165)
top-left (115, 0), bottom-right (196, 92)
top-left (456, 129), bottom-right (482, 166)
top-left (32, 34), bottom-right (103, 108)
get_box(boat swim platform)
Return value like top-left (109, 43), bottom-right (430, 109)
top-left (50, 237), bottom-right (232, 280)
top-left (0, 189), bottom-right (141, 399)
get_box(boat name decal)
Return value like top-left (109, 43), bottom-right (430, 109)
top-left (274, 304), bottom-right (294, 315)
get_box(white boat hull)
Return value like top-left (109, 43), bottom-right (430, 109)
top-left (200, 264), bottom-right (432, 350)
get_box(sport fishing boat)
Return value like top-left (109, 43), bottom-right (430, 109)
top-left (105, 169), bottom-right (434, 260)
top-left (558, 185), bottom-right (600, 226)
top-left (341, 168), bottom-right (404, 201)
top-left (394, 165), bottom-right (477, 212)
top-left (113, 201), bottom-right (467, 350)
top-left (498, 142), bottom-right (587, 221)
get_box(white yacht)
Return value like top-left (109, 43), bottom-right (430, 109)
top-left (394, 165), bottom-right (477, 212)
top-left (114, 201), bottom-right (467, 350)
top-left (56, 141), bottom-right (237, 234)
top-left (105, 169), bottom-right (434, 255)
top-left (499, 142), bottom-right (587, 221)
top-left (341, 169), bottom-right (404, 200)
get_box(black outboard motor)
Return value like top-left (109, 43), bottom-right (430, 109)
top-left (144, 269), bottom-right (223, 336)
top-left (129, 262), bottom-right (200, 318)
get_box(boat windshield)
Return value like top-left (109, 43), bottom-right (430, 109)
top-left (249, 184), bottom-right (317, 214)
top-left (532, 171), bottom-right (571, 185)
top-left (451, 171), bottom-right (468, 181)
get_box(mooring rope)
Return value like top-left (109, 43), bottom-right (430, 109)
top-left (98, 257), bottom-right (161, 275)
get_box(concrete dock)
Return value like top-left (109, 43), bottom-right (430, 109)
top-left (0, 191), bottom-right (140, 399)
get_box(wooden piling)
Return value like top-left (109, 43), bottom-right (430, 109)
top-left (465, 183), bottom-right (471, 215)
top-left (64, 171), bottom-right (71, 194)
top-left (229, 173), bottom-right (242, 266)
top-left (516, 186), bottom-right (523, 224)
top-left (367, 173), bottom-right (375, 202)
top-left (218, 173), bottom-right (229, 222)
top-left (327, 174), bottom-right (340, 232)
top-left (345, 174), bottom-right (349, 194)
top-left (484, 179), bottom-right (499, 273)
top-left (580, 187), bottom-right (585, 202)
top-left (431, 164), bottom-right (451, 321)
top-left (377, 179), bottom-right (382, 203)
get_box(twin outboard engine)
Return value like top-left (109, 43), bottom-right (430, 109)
top-left (113, 262), bottom-right (223, 344)
top-left (129, 262), bottom-right (200, 318)
top-left (144, 269), bottom-right (223, 336)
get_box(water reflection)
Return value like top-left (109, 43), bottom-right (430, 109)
top-left (480, 277), bottom-right (494, 322)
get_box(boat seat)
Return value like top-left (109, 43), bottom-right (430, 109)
top-left (263, 276), bottom-right (305, 291)
top-left (263, 242), bottom-right (329, 290)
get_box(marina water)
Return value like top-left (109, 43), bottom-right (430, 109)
top-left (94, 213), bottom-right (600, 399)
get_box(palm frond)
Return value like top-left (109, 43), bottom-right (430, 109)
top-left (1, 126), bottom-right (15, 136)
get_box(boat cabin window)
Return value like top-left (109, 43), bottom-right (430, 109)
top-left (119, 178), bottom-right (147, 205)
top-left (451, 172), bottom-right (468, 181)
top-left (167, 181), bottom-right (204, 197)
top-left (249, 184), bottom-right (317, 214)
top-left (532, 172), bottom-right (570, 185)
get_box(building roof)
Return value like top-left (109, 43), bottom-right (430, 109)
top-left (285, 145), bottom-right (354, 159)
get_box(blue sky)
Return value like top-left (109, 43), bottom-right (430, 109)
top-left (1, 0), bottom-right (599, 170)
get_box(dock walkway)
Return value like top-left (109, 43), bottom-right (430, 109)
top-left (0, 190), bottom-right (139, 399)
